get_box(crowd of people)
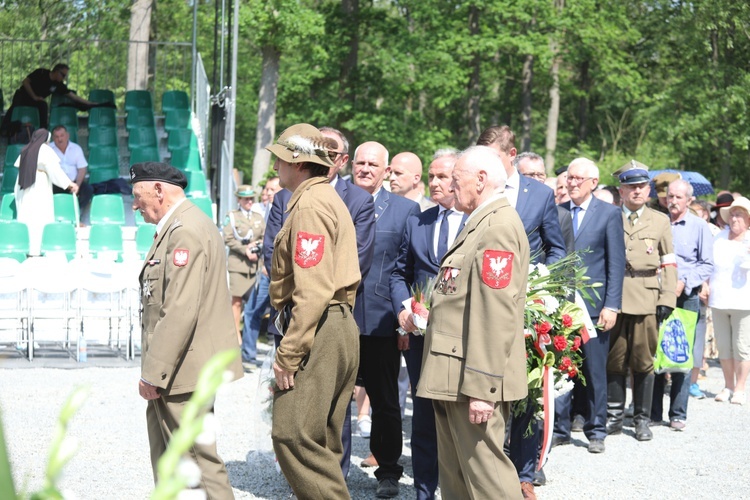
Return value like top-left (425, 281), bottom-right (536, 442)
top-left (130, 122), bottom-right (749, 500)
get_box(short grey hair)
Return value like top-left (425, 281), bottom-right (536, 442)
top-left (319, 126), bottom-right (349, 154)
top-left (512, 151), bottom-right (544, 169)
top-left (458, 145), bottom-right (508, 193)
top-left (433, 147), bottom-right (459, 160)
top-left (668, 179), bottom-right (694, 198)
top-left (568, 157), bottom-right (599, 179)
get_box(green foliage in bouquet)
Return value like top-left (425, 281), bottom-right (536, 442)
top-left (515, 251), bottom-right (601, 425)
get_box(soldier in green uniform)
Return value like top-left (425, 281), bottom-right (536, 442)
top-left (132, 161), bottom-right (243, 499)
top-left (266, 123), bottom-right (361, 499)
top-left (222, 185), bottom-right (265, 349)
top-left (606, 161), bottom-right (677, 441)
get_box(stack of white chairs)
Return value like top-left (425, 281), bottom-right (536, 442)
top-left (22, 255), bottom-right (81, 361)
top-left (72, 258), bottom-right (134, 359)
top-left (0, 257), bottom-right (30, 357)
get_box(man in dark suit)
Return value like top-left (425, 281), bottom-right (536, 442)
top-left (515, 152), bottom-right (575, 254)
top-left (554, 157), bottom-right (626, 454)
top-left (263, 126), bottom-right (375, 479)
top-left (390, 149), bottom-right (464, 500)
top-left (352, 141), bottom-right (421, 498)
top-left (477, 127), bottom-right (567, 498)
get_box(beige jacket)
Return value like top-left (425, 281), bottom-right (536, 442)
top-left (140, 200), bottom-right (243, 395)
top-left (417, 197), bottom-right (530, 403)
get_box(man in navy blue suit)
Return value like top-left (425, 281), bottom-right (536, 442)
top-left (553, 157), bottom-right (625, 454)
top-left (263, 126), bottom-right (376, 479)
top-left (352, 141), bottom-right (421, 499)
top-left (477, 127), bottom-right (567, 498)
top-left (390, 148), bottom-right (463, 500)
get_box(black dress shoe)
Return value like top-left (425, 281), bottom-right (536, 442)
top-left (551, 435), bottom-right (571, 448)
top-left (635, 420), bottom-right (653, 441)
top-left (588, 439), bottom-right (605, 454)
top-left (532, 468), bottom-right (546, 487)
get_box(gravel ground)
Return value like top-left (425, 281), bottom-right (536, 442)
top-left (1, 343), bottom-right (748, 499)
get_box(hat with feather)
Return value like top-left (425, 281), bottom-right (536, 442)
top-left (266, 123), bottom-right (337, 168)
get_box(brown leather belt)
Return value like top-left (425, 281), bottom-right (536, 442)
top-left (627, 268), bottom-right (658, 278)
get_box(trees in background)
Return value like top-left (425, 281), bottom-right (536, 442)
top-left (1, 0), bottom-right (748, 191)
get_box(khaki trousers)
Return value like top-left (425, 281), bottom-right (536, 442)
top-left (433, 399), bottom-right (522, 500)
top-left (607, 313), bottom-right (658, 374)
top-left (272, 304), bottom-right (359, 500)
top-left (147, 393), bottom-right (234, 500)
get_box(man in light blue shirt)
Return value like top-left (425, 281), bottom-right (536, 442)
top-left (651, 179), bottom-right (714, 430)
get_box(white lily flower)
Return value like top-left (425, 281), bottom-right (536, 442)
top-left (195, 413), bottom-right (219, 446)
top-left (176, 458), bottom-right (203, 488)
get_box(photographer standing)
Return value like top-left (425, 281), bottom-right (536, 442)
top-left (222, 185), bottom-right (265, 356)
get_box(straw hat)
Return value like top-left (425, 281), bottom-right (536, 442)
top-left (719, 196), bottom-right (750, 223)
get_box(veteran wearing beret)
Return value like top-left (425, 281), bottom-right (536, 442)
top-left (606, 161), bottom-right (677, 442)
top-left (267, 123), bottom-right (361, 499)
top-left (222, 184), bottom-right (265, 352)
top-left (417, 146), bottom-right (529, 500)
top-left (132, 161), bottom-right (243, 499)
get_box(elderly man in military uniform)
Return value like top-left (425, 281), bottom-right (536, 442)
top-left (266, 123), bottom-right (361, 499)
top-left (222, 184), bottom-right (265, 359)
top-left (606, 161), bottom-right (677, 441)
top-left (132, 161), bottom-right (243, 499)
top-left (417, 145), bottom-right (529, 499)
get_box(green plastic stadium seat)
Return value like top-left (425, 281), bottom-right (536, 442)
top-left (49, 107), bottom-right (79, 131)
top-left (1, 167), bottom-right (18, 194)
top-left (126, 108), bottom-right (156, 130)
top-left (89, 89), bottom-right (115, 105)
top-left (88, 127), bottom-right (118, 148)
top-left (129, 147), bottom-right (160, 166)
top-left (167, 129), bottom-right (199, 152)
top-left (125, 90), bottom-right (153, 111)
top-left (164, 109), bottom-right (191, 131)
top-left (88, 224), bottom-right (124, 261)
top-left (0, 194), bottom-right (17, 221)
top-left (10, 106), bottom-right (40, 128)
top-left (88, 167), bottom-right (120, 185)
top-left (170, 147), bottom-right (201, 172)
top-left (0, 221), bottom-right (30, 261)
top-left (89, 107), bottom-right (117, 129)
top-left (4, 144), bottom-right (24, 169)
top-left (127, 126), bottom-right (158, 149)
top-left (88, 146), bottom-right (119, 171)
top-left (53, 193), bottom-right (79, 224)
top-left (185, 171), bottom-right (208, 197)
top-left (162, 90), bottom-right (189, 112)
top-left (40, 222), bottom-right (76, 261)
top-left (89, 194), bottom-right (125, 225)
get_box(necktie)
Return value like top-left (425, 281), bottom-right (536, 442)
top-left (628, 211), bottom-right (638, 227)
top-left (571, 206), bottom-right (582, 238)
top-left (437, 209), bottom-right (451, 261)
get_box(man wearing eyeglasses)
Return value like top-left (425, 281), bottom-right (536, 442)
top-left (553, 158), bottom-right (625, 455)
top-left (2, 64), bottom-right (99, 134)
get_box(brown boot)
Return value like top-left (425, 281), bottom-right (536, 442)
top-left (361, 453), bottom-right (378, 468)
top-left (521, 482), bottom-right (537, 500)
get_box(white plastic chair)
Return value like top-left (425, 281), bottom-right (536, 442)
top-left (0, 257), bottom-right (31, 358)
top-left (74, 258), bottom-right (132, 358)
top-left (22, 256), bottom-right (80, 361)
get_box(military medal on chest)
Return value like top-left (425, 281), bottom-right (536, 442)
top-left (143, 279), bottom-right (153, 299)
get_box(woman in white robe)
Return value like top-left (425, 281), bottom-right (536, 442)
top-left (14, 128), bottom-right (79, 255)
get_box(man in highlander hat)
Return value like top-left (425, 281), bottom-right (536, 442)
top-left (266, 123), bottom-right (361, 498)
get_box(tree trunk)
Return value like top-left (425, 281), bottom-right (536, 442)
top-left (577, 60), bottom-right (590, 143)
top-left (521, 53), bottom-right (534, 152)
top-left (338, 0), bottom-right (359, 124)
top-left (467, 5), bottom-right (481, 144)
top-left (251, 44), bottom-right (280, 186)
top-left (545, 0), bottom-right (564, 174)
top-left (127, 0), bottom-right (153, 91)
